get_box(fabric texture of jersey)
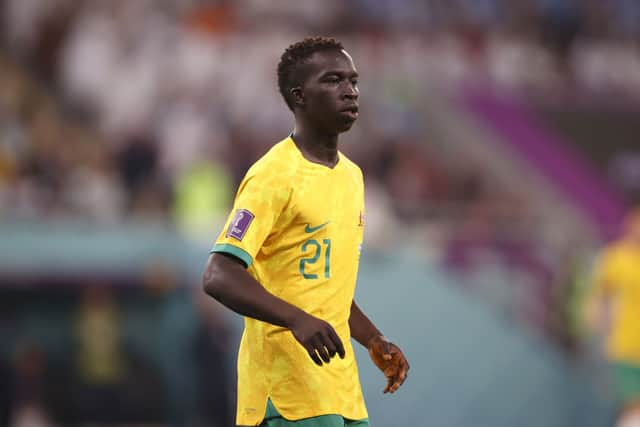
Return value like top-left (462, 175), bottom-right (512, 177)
top-left (212, 136), bottom-right (367, 426)
top-left (592, 243), bottom-right (640, 364)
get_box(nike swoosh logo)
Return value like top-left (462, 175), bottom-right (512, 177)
top-left (305, 221), bottom-right (330, 233)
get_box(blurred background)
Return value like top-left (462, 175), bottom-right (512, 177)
top-left (1, 0), bottom-right (639, 426)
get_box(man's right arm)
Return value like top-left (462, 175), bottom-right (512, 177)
top-left (202, 252), bottom-right (345, 365)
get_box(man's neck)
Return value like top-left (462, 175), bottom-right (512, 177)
top-left (291, 125), bottom-right (339, 168)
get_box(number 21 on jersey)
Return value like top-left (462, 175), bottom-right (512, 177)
top-left (299, 239), bottom-right (331, 279)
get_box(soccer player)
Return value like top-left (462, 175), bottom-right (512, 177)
top-left (585, 206), bottom-right (640, 427)
top-left (202, 37), bottom-right (409, 427)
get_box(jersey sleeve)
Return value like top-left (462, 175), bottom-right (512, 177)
top-left (211, 168), bottom-right (290, 267)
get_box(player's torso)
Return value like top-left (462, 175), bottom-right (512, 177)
top-left (251, 154), bottom-right (365, 326)
top-left (235, 140), bottom-right (369, 424)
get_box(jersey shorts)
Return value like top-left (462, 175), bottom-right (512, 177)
top-left (260, 399), bottom-right (369, 427)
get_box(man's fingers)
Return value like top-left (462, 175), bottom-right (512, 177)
top-left (383, 376), bottom-right (393, 393)
top-left (307, 347), bottom-right (323, 366)
top-left (389, 370), bottom-right (407, 393)
top-left (310, 337), bottom-right (331, 363)
top-left (318, 345), bottom-right (332, 363)
top-left (400, 360), bottom-right (409, 383)
top-left (383, 361), bottom-right (396, 394)
top-left (389, 357), bottom-right (409, 393)
top-left (399, 368), bottom-right (408, 386)
top-left (322, 333), bottom-right (337, 358)
top-left (329, 329), bottom-right (345, 359)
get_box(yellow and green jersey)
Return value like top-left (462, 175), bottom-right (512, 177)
top-left (591, 242), bottom-right (640, 364)
top-left (212, 136), bottom-right (368, 426)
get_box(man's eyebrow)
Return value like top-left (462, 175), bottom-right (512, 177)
top-left (321, 70), bottom-right (359, 78)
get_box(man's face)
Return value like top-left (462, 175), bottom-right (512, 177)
top-left (297, 49), bottom-right (359, 134)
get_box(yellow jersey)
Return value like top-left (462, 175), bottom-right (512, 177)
top-left (212, 136), bottom-right (368, 426)
top-left (592, 241), bottom-right (640, 363)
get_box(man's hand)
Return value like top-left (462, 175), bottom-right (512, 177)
top-left (367, 335), bottom-right (409, 394)
top-left (289, 312), bottom-right (346, 366)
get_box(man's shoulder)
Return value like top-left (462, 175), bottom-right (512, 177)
top-left (246, 137), bottom-right (296, 180)
top-left (339, 152), bottom-right (364, 179)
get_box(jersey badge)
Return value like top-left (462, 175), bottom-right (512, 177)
top-left (226, 209), bottom-right (254, 241)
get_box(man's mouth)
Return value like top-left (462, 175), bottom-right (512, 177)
top-left (340, 105), bottom-right (359, 120)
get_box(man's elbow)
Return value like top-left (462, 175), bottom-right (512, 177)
top-left (202, 258), bottom-right (226, 301)
top-left (203, 252), bottom-right (247, 303)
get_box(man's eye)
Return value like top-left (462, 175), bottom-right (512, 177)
top-left (351, 79), bottom-right (358, 86)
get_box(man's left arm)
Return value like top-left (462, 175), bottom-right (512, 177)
top-left (349, 300), bottom-right (410, 393)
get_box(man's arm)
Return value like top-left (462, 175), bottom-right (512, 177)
top-left (349, 300), bottom-right (409, 393)
top-left (349, 300), bottom-right (383, 347)
top-left (203, 252), bottom-right (345, 365)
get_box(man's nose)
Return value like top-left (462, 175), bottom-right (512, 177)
top-left (343, 87), bottom-right (358, 100)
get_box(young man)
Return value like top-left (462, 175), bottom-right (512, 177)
top-left (585, 207), bottom-right (640, 427)
top-left (203, 37), bottom-right (409, 427)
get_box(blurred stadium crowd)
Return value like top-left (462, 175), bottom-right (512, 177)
top-left (2, 0), bottom-right (639, 226)
top-left (1, 0), bottom-right (639, 426)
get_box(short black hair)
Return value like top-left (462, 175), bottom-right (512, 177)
top-left (277, 36), bottom-right (344, 111)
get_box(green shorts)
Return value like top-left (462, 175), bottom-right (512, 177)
top-left (259, 399), bottom-right (370, 427)
top-left (611, 362), bottom-right (640, 405)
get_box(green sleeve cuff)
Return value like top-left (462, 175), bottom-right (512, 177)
top-left (210, 243), bottom-right (253, 267)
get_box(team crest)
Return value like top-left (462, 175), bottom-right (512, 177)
top-left (226, 209), bottom-right (254, 241)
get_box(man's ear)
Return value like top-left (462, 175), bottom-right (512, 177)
top-left (290, 87), bottom-right (304, 108)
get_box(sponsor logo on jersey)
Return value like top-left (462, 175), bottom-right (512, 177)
top-left (305, 221), bottom-right (330, 233)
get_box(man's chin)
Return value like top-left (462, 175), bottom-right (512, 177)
top-left (337, 120), bottom-right (356, 133)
